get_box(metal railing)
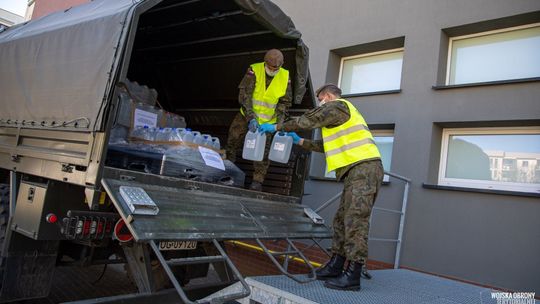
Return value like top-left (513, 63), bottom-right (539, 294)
top-left (315, 171), bottom-right (411, 269)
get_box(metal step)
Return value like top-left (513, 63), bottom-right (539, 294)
top-left (203, 277), bottom-right (317, 304)
top-left (149, 239), bottom-right (250, 304)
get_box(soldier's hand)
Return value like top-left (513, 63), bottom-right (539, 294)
top-left (259, 123), bottom-right (276, 134)
top-left (248, 119), bottom-right (259, 132)
top-left (287, 132), bottom-right (302, 145)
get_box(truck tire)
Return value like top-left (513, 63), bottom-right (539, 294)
top-left (0, 183), bottom-right (9, 285)
top-left (0, 184), bottom-right (8, 252)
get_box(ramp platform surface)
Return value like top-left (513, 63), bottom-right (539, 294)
top-left (244, 269), bottom-right (538, 304)
top-left (101, 174), bottom-right (331, 241)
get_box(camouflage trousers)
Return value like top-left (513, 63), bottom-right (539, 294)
top-left (225, 112), bottom-right (271, 183)
top-left (331, 160), bottom-right (384, 263)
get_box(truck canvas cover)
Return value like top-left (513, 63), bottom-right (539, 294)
top-left (0, 1), bottom-right (134, 131)
top-left (0, 0), bottom-right (310, 132)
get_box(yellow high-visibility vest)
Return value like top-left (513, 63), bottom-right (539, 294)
top-left (240, 62), bottom-right (289, 124)
top-left (322, 99), bottom-right (381, 172)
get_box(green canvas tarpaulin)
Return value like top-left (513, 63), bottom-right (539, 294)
top-left (0, 0), bottom-right (309, 132)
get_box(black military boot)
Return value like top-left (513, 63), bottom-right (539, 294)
top-left (324, 261), bottom-right (363, 291)
top-left (315, 254), bottom-right (345, 280)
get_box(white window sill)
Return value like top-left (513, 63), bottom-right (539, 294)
top-left (342, 89), bottom-right (401, 98)
top-left (432, 77), bottom-right (540, 90)
top-left (422, 183), bottom-right (540, 198)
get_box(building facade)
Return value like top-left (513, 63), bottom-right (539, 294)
top-left (273, 0), bottom-right (540, 295)
top-left (0, 8), bottom-right (24, 31)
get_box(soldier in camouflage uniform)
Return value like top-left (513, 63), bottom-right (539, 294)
top-left (259, 84), bottom-right (383, 291)
top-left (226, 49), bottom-right (292, 191)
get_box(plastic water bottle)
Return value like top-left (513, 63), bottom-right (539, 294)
top-left (242, 131), bottom-right (266, 161)
top-left (182, 128), bottom-right (195, 143)
top-left (130, 125), bottom-right (146, 140)
top-left (211, 137), bottom-right (221, 150)
top-left (202, 134), bottom-right (212, 147)
top-left (131, 125), bottom-right (154, 141)
top-left (168, 128), bottom-right (184, 142)
top-left (146, 127), bottom-right (158, 141)
top-left (192, 131), bottom-right (205, 146)
top-left (166, 112), bottom-right (186, 128)
top-left (268, 132), bottom-right (293, 163)
top-left (155, 127), bottom-right (172, 141)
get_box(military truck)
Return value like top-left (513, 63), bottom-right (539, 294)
top-left (0, 0), bottom-right (332, 303)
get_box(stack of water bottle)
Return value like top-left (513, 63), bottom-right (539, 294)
top-left (242, 130), bottom-right (293, 164)
top-left (129, 126), bottom-right (221, 150)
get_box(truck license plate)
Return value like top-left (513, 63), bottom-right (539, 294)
top-left (159, 241), bottom-right (197, 250)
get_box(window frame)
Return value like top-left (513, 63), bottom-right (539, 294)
top-left (445, 23), bottom-right (540, 85)
top-left (338, 48), bottom-right (404, 95)
top-left (438, 127), bottom-right (540, 194)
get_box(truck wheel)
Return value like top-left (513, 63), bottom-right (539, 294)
top-left (0, 184), bottom-right (9, 285)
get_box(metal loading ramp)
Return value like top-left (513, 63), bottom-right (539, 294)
top-left (101, 178), bottom-right (331, 241)
top-left (208, 269), bottom-right (538, 304)
top-left (100, 174), bottom-right (332, 304)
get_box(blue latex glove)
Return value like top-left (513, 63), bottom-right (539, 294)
top-left (287, 132), bottom-right (302, 144)
top-left (259, 123), bottom-right (277, 134)
top-left (248, 119), bottom-right (259, 132)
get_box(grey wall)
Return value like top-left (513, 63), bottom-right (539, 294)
top-left (273, 0), bottom-right (540, 294)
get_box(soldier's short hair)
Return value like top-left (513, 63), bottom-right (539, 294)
top-left (316, 84), bottom-right (342, 98)
top-left (264, 49), bottom-right (284, 68)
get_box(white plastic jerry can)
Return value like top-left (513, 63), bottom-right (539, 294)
top-left (182, 128), bottom-right (195, 143)
top-left (268, 132), bottom-right (293, 163)
top-left (242, 131), bottom-right (266, 161)
top-left (211, 137), bottom-right (221, 150)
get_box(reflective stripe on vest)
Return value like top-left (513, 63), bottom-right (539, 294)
top-left (240, 62), bottom-right (289, 124)
top-left (322, 99), bottom-right (381, 172)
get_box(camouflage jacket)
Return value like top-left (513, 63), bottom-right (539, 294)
top-left (238, 66), bottom-right (292, 124)
top-left (280, 100), bottom-right (380, 181)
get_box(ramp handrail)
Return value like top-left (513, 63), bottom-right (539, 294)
top-left (313, 171), bottom-right (411, 269)
top-left (149, 239), bottom-right (251, 304)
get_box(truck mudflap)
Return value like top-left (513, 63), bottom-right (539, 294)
top-left (100, 168), bottom-right (332, 303)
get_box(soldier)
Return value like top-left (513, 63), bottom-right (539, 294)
top-left (226, 49), bottom-right (292, 191)
top-left (259, 84), bottom-right (383, 291)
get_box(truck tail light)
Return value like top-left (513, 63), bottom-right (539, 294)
top-left (45, 213), bottom-right (58, 224)
top-left (61, 211), bottom-right (119, 240)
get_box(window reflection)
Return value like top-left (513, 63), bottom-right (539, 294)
top-left (446, 134), bottom-right (540, 184)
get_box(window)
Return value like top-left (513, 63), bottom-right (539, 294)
top-left (339, 49), bottom-right (403, 95)
top-left (325, 130), bottom-right (394, 181)
top-left (447, 24), bottom-right (540, 85)
top-left (439, 127), bottom-right (540, 193)
top-left (373, 130), bottom-right (394, 182)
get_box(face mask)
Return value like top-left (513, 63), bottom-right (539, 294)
top-left (318, 95), bottom-right (328, 106)
top-left (265, 66), bottom-right (279, 77)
